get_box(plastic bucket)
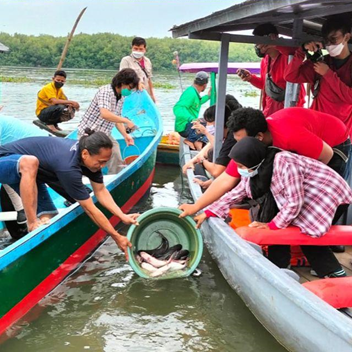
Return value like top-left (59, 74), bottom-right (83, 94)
top-left (127, 207), bottom-right (203, 280)
top-left (122, 144), bottom-right (140, 165)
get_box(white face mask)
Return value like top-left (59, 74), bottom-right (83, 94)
top-left (325, 42), bottom-right (344, 57)
top-left (132, 51), bottom-right (144, 59)
top-left (237, 159), bottom-right (264, 178)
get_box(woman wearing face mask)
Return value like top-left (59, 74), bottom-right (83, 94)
top-left (285, 15), bottom-right (352, 141)
top-left (36, 70), bottom-right (80, 133)
top-left (77, 69), bottom-right (138, 174)
top-left (196, 137), bottom-right (352, 278)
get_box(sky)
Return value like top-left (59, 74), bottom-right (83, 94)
top-left (0, 0), bottom-right (243, 38)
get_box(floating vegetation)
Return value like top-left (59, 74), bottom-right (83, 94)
top-left (0, 76), bottom-right (176, 89)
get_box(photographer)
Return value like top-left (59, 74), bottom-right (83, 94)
top-left (237, 23), bottom-right (305, 116)
top-left (284, 15), bottom-right (352, 138)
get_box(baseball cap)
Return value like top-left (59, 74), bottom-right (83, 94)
top-left (194, 71), bottom-right (209, 85)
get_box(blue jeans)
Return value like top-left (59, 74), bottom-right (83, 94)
top-left (0, 154), bottom-right (58, 217)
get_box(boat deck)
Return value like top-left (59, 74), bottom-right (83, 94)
top-left (294, 247), bottom-right (352, 283)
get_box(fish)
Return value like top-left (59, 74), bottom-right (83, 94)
top-left (155, 244), bottom-right (183, 260)
top-left (172, 249), bottom-right (189, 260)
top-left (139, 231), bottom-right (169, 257)
top-left (149, 261), bottom-right (188, 278)
top-left (139, 251), bottom-right (171, 268)
top-left (141, 262), bottom-right (158, 273)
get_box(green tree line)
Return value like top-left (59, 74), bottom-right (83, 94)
top-left (0, 32), bottom-right (259, 71)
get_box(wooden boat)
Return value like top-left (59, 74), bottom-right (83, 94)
top-left (0, 90), bottom-right (162, 335)
top-left (180, 141), bottom-right (352, 352)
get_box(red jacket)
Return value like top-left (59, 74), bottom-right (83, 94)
top-left (249, 46), bottom-right (306, 117)
top-left (285, 47), bottom-right (352, 136)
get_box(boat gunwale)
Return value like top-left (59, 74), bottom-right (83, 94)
top-left (180, 140), bottom-right (352, 349)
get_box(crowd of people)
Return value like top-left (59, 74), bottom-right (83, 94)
top-left (0, 36), bottom-right (157, 259)
top-left (177, 15), bottom-right (352, 279)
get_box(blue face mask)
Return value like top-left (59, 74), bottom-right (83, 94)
top-left (237, 160), bottom-right (264, 178)
top-left (121, 88), bottom-right (132, 97)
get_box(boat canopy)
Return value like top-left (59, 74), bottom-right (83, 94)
top-left (0, 42), bottom-right (9, 53)
top-left (179, 62), bottom-right (260, 75)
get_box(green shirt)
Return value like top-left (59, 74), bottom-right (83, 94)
top-left (173, 86), bottom-right (210, 133)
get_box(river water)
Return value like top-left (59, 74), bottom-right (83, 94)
top-left (0, 67), bottom-right (285, 351)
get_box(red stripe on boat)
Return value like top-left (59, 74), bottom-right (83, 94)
top-left (0, 168), bottom-right (154, 335)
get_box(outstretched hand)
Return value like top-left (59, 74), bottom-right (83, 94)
top-left (179, 203), bottom-right (198, 218)
top-left (248, 221), bottom-right (269, 230)
top-left (121, 213), bottom-right (140, 225)
top-left (113, 234), bottom-right (132, 261)
top-left (194, 212), bottom-right (207, 229)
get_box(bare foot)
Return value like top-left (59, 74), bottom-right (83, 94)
top-left (183, 139), bottom-right (195, 150)
top-left (46, 124), bottom-right (61, 132)
top-left (39, 214), bottom-right (54, 225)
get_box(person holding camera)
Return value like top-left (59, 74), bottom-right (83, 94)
top-left (237, 23), bottom-right (305, 117)
top-left (285, 15), bottom-right (352, 137)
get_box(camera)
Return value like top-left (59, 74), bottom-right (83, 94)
top-left (306, 49), bottom-right (324, 63)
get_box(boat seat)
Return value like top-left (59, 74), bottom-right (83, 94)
top-left (235, 225), bottom-right (352, 246)
top-left (303, 277), bottom-right (352, 309)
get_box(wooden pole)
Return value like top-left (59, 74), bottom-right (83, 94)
top-left (57, 7), bottom-right (87, 70)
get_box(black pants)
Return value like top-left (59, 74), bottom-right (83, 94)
top-left (267, 204), bottom-right (349, 277)
top-left (38, 105), bottom-right (69, 125)
top-left (328, 138), bottom-right (351, 177)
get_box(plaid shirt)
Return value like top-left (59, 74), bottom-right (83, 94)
top-left (78, 84), bottom-right (124, 136)
top-left (206, 151), bottom-right (352, 237)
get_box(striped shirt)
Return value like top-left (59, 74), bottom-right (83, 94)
top-left (78, 84), bottom-right (124, 136)
top-left (206, 151), bottom-right (352, 237)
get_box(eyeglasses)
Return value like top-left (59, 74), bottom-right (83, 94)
top-left (324, 34), bottom-right (345, 46)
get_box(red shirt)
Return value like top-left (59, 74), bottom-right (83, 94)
top-left (285, 47), bottom-right (352, 136)
top-left (250, 47), bottom-right (306, 117)
top-left (226, 107), bottom-right (348, 177)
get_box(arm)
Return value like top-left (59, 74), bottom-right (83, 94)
top-left (50, 97), bottom-right (80, 110)
top-left (179, 171), bottom-right (240, 217)
top-left (248, 59), bottom-right (266, 89)
top-left (148, 79), bottom-right (156, 103)
top-left (191, 121), bottom-right (214, 145)
top-left (284, 47), bottom-right (316, 84)
top-left (318, 141), bottom-right (334, 164)
top-left (100, 108), bottom-right (134, 128)
top-left (182, 143), bottom-right (212, 174)
top-left (115, 122), bottom-right (134, 146)
top-left (78, 197), bottom-right (132, 260)
top-left (321, 68), bottom-right (352, 104)
top-left (91, 181), bottom-right (139, 224)
top-left (202, 160), bottom-right (226, 178)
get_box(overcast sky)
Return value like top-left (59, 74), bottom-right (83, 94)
top-left (0, 0), bottom-right (243, 38)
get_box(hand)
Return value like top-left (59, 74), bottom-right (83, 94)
top-left (194, 212), bottom-right (207, 229)
top-left (126, 120), bottom-right (135, 130)
top-left (179, 203), bottom-right (198, 217)
top-left (192, 121), bottom-right (207, 135)
top-left (113, 234), bottom-right (132, 261)
top-left (121, 213), bottom-right (140, 225)
top-left (303, 41), bottom-right (323, 52)
top-left (71, 101), bottom-right (80, 110)
top-left (207, 86), bottom-right (212, 96)
top-left (248, 221), bottom-right (269, 230)
top-left (236, 69), bottom-right (252, 82)
top-left (138, 82), bottom-right (145, 91)
top-left (313, 62), bottom-right (330, 76)
top-left (193, 178), bottom-right (211, 189)
top-left (182, 161), bottom-right (195, 174)
top-left (27, 220), bottom-right (42, 232)
top-left (125, 134), bottom-right (134, 146)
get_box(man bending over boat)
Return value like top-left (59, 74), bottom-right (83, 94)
top-left (179, 107), bottom-right (350, 217)
top-left (0, 131), bottom-right (137, 259)
top-left (78, 69), bottom-right (138, 174)
top-left (196, 137), bottom-right (352, 278)
top-left (36, 70), bottom-right (80, 133)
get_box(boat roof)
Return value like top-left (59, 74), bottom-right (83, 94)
top-left (171, 0), bottom-right (352, 46)
top-left (0, 42), bottom-right (9, 53)
top-left (179, 62), bottom-right (260, 75)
